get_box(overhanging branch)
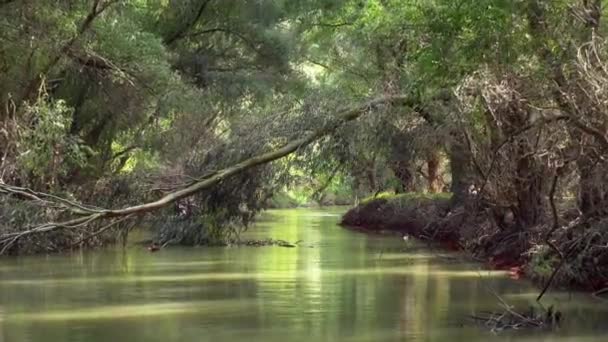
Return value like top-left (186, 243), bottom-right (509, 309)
top-left (0, 95), bottom-right (411, 254)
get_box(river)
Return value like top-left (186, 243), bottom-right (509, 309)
top-left (0, 208), bottom-right (607, 341)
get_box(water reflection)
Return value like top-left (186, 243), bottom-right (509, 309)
top-left (0, 208), bottom-right (607, 341)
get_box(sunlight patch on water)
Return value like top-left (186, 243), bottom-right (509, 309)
top-left (0, 272), bottom-right (264, 285)
top-left (150, 260), bottom-right (229, 267)
top-left (503, 292), bottom-right (568, 300)
top-left (7, 299), bottom-right (254, 322)
top-left (374, 253), bottom-right (450, 261)
top-left (0, 267), bottom-right (508, 286)
top-left (304, 212), bottom-right (342, 217)
top-left (330, 267), bottom-right (508, 278)
top-left (510, 336), bottom-right (605, 342)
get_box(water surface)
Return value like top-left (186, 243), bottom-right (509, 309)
top-left (1, 208), bottom-right (607, 341)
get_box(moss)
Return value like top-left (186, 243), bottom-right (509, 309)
top-left (342, 192), bottom-right (452, 237)
top-left (361, 192), bottom-right (452, 205)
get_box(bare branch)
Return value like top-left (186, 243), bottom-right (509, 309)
top-left (0, 183), bottom-right (102, 214)
top-left (188, 27), bottom-right (261, 54)
top-left (164, 0), bottom-right (213, 45)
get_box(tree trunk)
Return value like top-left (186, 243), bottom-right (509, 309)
top-left (426, 151), bottom-right (441, 193)
top-left (513, 138), bottom-right (544, 227)
top-left (448, 135), bottom-right (472, 206)
top-left (390, 160), bottom-right (413, 193)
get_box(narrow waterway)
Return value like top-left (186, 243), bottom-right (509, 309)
top-left (0, 208), bottom-right (607, 341)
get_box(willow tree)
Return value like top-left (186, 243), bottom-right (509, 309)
top-left (0, 0), bottom-right (359, 249)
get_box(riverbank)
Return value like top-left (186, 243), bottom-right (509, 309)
top-left (340, 193), bottom-right (608, 292)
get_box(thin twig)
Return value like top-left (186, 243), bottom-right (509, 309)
top-left (70, 215), bottom-right (134, 247)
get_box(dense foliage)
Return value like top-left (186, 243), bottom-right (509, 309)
top-left (2, 0), bottom-right (608, 290)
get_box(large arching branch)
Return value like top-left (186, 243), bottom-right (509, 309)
top-left (0, 95), bottom-right (411, 254)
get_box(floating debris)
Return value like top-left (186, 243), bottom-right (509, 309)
top-left (238, 239), bottom-right (301, 248)
top-left (469, 293), bottom-right (562, 333)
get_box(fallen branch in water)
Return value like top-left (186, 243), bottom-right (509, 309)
top-left (0, 95), bottom-right (412, 254)
top-left (470, 290), bottom-right (562, 333)
top-left (592, 287), bottom-right (608, 302)
top-left (239, 239), bottom-right (301, 248)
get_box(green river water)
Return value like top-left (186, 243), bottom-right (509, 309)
top-left (0, 208), bottom-right (607, 341)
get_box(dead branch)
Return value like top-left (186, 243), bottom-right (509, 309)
top-left (537, 231), bottom-right (588, 302)
top-left (0, 183), bottom-right (102, 214)
top-left (164, 0), bottom-right (213, 45)
top-left (472, 285), bottom-right (561, 333)
top-left (592, 287), bottom-right (608, 302)
top-left (70, 214), bottom-right (135, 247)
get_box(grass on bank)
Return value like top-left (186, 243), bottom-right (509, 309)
top-left (360, 191), bottom-right (452, 206)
